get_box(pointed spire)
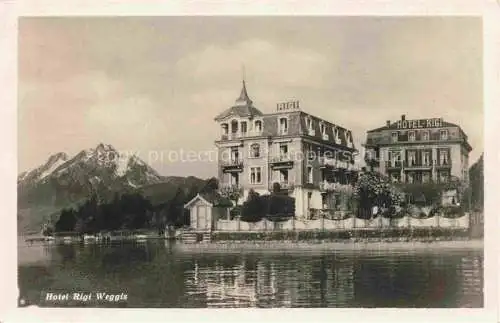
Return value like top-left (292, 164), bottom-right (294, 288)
top-left (235, 66), bottom-right (252, 106)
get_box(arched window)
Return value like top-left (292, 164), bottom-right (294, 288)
top-left (221, 123), bottom-right (228, 135)
top-left (250, 143), bottom-right (260, 158)
top-left (254, 120), bottom-right (263, 133)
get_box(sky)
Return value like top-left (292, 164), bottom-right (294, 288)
top-left (18, 16), bottom-right (483, 178)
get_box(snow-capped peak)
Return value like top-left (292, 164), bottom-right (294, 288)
top-left (18, 143), bottom-right (164, 190)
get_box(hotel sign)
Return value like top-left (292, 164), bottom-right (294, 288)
top-left (396, 118), bottom-right (443, 129)
top-left (276, 100), bottom-right (300, 112)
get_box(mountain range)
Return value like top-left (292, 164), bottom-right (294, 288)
top-left (17, 143), bottom-right (208, 233)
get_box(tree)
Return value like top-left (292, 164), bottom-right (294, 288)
top-left (201, 177), bottom-right (219, 193)
top-left (167, 188), bottom-right (186, 226)
top-left (353, 171), bottom-right (404, 219)
top-left (218, 185), bottom-right (242, 206)
top-left (55, 208), bottom-right (78, 232)
top-left (241, 189), bottom-right (264, 222)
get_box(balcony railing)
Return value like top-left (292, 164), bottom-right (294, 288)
top-left (322, 133), bottom-right (329, 141)
top-left (269, 181), bottom-right (294, 191)
top-left (319, 156), bottom-right (337, 168)
top-left (403, 160), bottom-right (434, 168)
top-left (385, 160), bottom-right (403, 169)
top-left (220, 131), bottom-right (264, 140)
top-left (435, 159), bottom-right (452, 168)
top-left (220, 159), bottom-right (243, 172)
top-left (307, 129), bottom-right (316, 136)
top-left (278, 128), bottom-right (288, 135)
top-left (319, 181), bottom-right (338, 192)
top-left (270, 154), bottom-right (293, 164)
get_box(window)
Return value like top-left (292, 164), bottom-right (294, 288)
top-left (279, 144), bottom-right (288, 158)
top-left (439, 171), bottom-right (449, 183)
top-left (407, 173), bottom-right (414, 184)
top-left (320, 123), bottom-right (325, 134)
top-left (250, 167), bottom-right (262, 184)
top-left (422, 131), bottom-right (429, 141)
top-left (306, 117), bottom-right (312, 130)
top-left (423, 151), bottom-right (431, 165)
top-left (409, 131), bottom-right (415, 142)
top-left (440, 150), bottom-right (449, 165)
top-left (221, 123), bottom-right (228, 135)
top-left (422, 172), bottom-right (430, 183)
top-left (250, 143), bottom-right (260, 158)
top-left (391, 132), bottom-right (398, 143)
top-left (230, 148), bottom-right (239, 162)
top-left (279, 169), bottom-right (289, 183)
top-left (254, 120), bottom-right (263, 133)
top-left (408, 151), bottom-right (416, 165)
top-left (279, 118), bottom-right (288, 134)
top-left (307, 166), bottom-right (313, 183)
top-left (440, 129), bottom-right (448, 140)
top-left (241, 122), bottom-right (247, 135)
top-left (333, 126), bottom-right (341, 144)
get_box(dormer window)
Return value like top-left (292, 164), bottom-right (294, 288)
top-left (409, 131), bottom-right (415, 142)
top-left (391, 132), bottom-right (398, 143)
top-left (306, 117), bottom-right (312, 130)
top-left (254, 120), bottom-right (263, 134)
top-left (333, 126), bottom-right (341, 144)
top-left (221, 123), bottom-right (229, 138)
top-left (440, 129), bottom-right (448, 140)
top-left (279, 117), bottom-right (288, 135)
top-left (320, 123), bottom-right (328, 140)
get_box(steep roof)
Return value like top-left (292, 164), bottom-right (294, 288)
top-left (214, 80), bottom-right (264, 121)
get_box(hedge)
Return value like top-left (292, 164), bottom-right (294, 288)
top-left (211, 228), bottom-right (469, 242)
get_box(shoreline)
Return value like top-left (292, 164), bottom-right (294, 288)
top-left (174, 239), bottom-right (483, 253)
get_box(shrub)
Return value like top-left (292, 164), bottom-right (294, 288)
top-left (240, 189), bottom-right (265, 222)
top-left (230, 205), bottom-right (242, 219)
top-left (441, 205), bottom-right (465, 218)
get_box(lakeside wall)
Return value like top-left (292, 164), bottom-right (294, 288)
top-left (214, 214), bottom-right (470, 232)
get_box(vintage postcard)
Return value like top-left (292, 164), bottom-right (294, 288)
top-left (2, 1), bottom-right (499, 323)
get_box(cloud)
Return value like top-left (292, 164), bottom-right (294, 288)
top-left (175, 39), bottom-right (330, 89)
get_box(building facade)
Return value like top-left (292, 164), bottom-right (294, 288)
top-left (363, 115), bottom-right (472, 185)
top-left (214, 80), bottom-right (358, 220)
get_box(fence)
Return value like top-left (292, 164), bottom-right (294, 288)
top-left (214, 214), bottom-right (470, 232)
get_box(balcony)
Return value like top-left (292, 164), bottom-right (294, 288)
top-left (269, 155), bottom-right (294, 169)
top-left (319, 181), bottom-right (338, 192)
top-left (319, 156), bottom-right (337, 168)
top-left (221, 159), bottom-right (243, 173)
top-left (435, 159), bottom-right (452, 169)
top-left (322, 133), bottom-right (329, 141)
top-left (403, 160), bottom-right (433, 170)
top-left (220, 131), bottom-right (264, 141)
top-left (385, 160), bottom-right (403, 170)
top-left (307, 128), bottom-right (316, 136)
top-left (269, 181), bottom-right (294, 192)
top-left (278, 128), bottom-right (288, 136)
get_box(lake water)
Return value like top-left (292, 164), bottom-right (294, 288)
top-left (18, 240), bottom-right (483, 308)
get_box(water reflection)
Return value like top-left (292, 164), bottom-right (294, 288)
top-left (18, 241), bottom-right (483, 308)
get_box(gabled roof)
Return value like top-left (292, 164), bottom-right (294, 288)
top-left (183, 192), bottom-right (233, 209)
top-left (214, 80), bottom-right (264, 121)
top-left (184, 194), bottom-right (212, 209)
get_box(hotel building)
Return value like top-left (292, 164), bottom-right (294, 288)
top-left (363, 115), bottom-right (472, 185)
top-left (214, 80), bottom-right (358, 220)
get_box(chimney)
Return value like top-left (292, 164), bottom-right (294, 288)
top-left (401, 114), bottom-right (406, 121)
top-left (386, 120), bottom-right (391, 127)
